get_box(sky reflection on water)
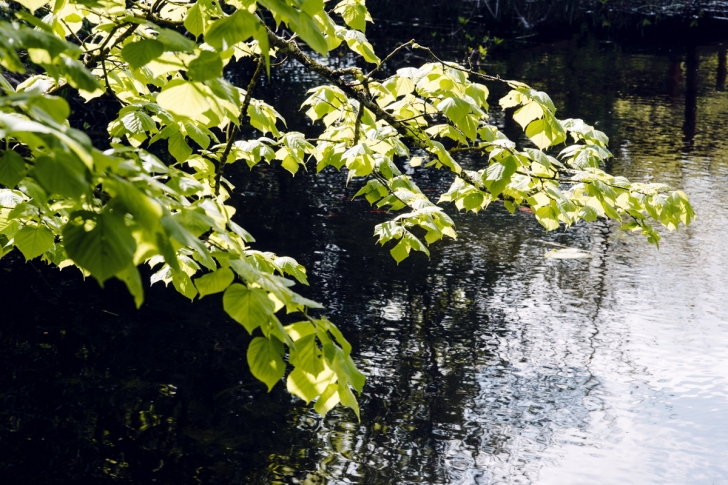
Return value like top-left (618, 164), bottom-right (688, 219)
top-left (256, 41), bottom-right (728, 485)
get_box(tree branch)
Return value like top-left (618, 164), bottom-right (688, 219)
top-left (264, 31), bottom-right (510, 196)
top-left (215, 55), bottom-right (266, 196)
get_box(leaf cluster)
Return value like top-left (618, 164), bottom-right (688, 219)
top-left (0, 0), bottom-right (694, 417)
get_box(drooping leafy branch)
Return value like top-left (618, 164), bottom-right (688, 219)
top-left (0, 0), bottom-right (694, 418)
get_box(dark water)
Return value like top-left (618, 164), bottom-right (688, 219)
top-left (2, 37), bottom-right (728, 484)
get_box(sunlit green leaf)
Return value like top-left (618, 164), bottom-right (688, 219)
top-left (185, 2), bottom-right (206, 38)
top-left (157, 81), bottom-right (211, 120)
top-left (313, 382), bottom-right (340, 415)
top-left (194, 267), bottom-right (235, 298)
top-left (484, 156), bottom-right (517, 198)
top-left (14, 224), bottom-right (54, 260)
top-left (334, 0), bottom-right (371, 32)
top-left (288, 334), bottom-right (323, 374)
top-left (15, 0), bottom-right (49, 13)
top-left (63, 211), bottom-right (136, 284)
top-left (205, 10), bottom-right (257, 50)
top-left (438, 96), bottom-right (470, 123)
top-left (122, 39), bottom-right (165, 69)
top-left (390, 238), bottom-right (409, 263)
top-left (513, 101), bottom-right (543, 129)
top-left (247, 336), bottom-right (286, 391)
top-left (288, 365), bottom-right (336, 404)
top-left (525, 115), bottom-right (566, 150)
top-left (223, 283), bottom-right (275, 333)
top-left (342, 29), bottom-right (379, 64)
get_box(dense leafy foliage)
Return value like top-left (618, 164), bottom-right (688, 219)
top-left (0, 0), bottom-right (694, 417)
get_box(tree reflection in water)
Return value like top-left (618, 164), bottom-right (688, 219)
top-left (2, 35), bottom-right (728, 484)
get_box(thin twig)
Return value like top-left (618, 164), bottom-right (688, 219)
top-left (417, 45), bottom-right (501, 83)
top-left (367, 40), bottom-right (416, 78)
top-left (101, 59), bottom-right (127, 106)
top-left (215, 55), bottom-right (266, 196)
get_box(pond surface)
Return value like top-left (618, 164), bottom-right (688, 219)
top-left (2, 36), bottom-right (728, 484)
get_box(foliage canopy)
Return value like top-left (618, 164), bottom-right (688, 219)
top-left (0, 0), bottom-right (695, 418)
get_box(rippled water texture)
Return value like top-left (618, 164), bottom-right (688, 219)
top-left (247, 41), bottom-right (728, 485)
top-left (2, 39), bottom-right (727, 484)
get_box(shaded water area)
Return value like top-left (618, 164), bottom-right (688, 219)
top-left (2, 35), bottom-right (728, 484)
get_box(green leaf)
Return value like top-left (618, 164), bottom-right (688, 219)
top-left (300, 0), bottom-right (324, 16)
top-left (172, 268), bottom-right (198, 300)
top-left (30, 95), bottom-right (70, 123)
top-left (390, 238), bottom-right (409, 263)
top-left (342, 29), bottom-right (379, 64)
top-left (223, 283), bottom-right (275, 333)
top-left (187, 50), bottom-right (223, 82)
top-left (34, 154), bottom-right (89, 198)
top-left (287, 365), bottom-right (336, 404)
top-left (157, 81), bottom-right (212, 120)
top-left (185, 2), bottom-right (206, 38)
top-left (121, 39), bottom-right (165, 69)
top-left (429, 140), bottom-right (461, 174)
top-left (121, 110), bottom-right (156, 134)
top-left (314, 382), bottom-right (340, 415)
top-left (15, 25), bottom-right (73, 60)
top-left (60, 56), bottom-right (101, 92)
top-left (337, 379), bottom-right (360, 420)
top-left (438, 96), bottom-right (470, 123)
top-left (334, 0), bottom-right (370, 31)
top-left (258, 0), bottom-right (298, 21)
top-left (525, 115), bottom-right (566, 150)
top-left (116, 264), bottom-right (144, 308)
top-left (578, 205), bottom-right (598, 222)
top-left (194, 267), bottom-right (235, 298)
top-left (155, 28), bottom-right (197, 52)
top-left (288, 334), bottom-right (323, 374)
top-left (0, 73), bottom-right (14, 93)
top-left (160, 215), bottom-right (214, 269)
top-left (484, 156), bottom-right (517, 198)
top-left (183, 122), bottom-right (211, 149)
top-left (534, 205), bottom-right (560, 231)
top-left (285, 320), bottom-right (316, 341)
top-left (273, 256), bottom-right (308, 285)
top-left (14, 224), bottom-right (54, 260)
top-left (168, 131), bottom-right (193, 163)
top-left (248, 102), bottom-right (281, 136)
top-left (205, 10), bottom-right (257, 50)
top-left (247, 336), bottom-right (286, 391)
top-left (173, 206), bottom-right (214, 237)
top-left (463, 192), bottom-right (484, 211)
top-left (0, 151), bottom-right (26, 188)
top-left (63, 211), bottom-right (136, 284)
top-left (290, 11), bottom-right (328, 56)
top-left (465, 83), bottom-right (489, 109)
top-left (15, 0), bottom-right (49, 13)
top-left (105, 178), bottom-right (163, 231)
top-left (513, 101), bottom-right (543, 129)
top-left (0, 207), bottom-right (20, 236)
top-left (206, 78), bottom-right (241, 106)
